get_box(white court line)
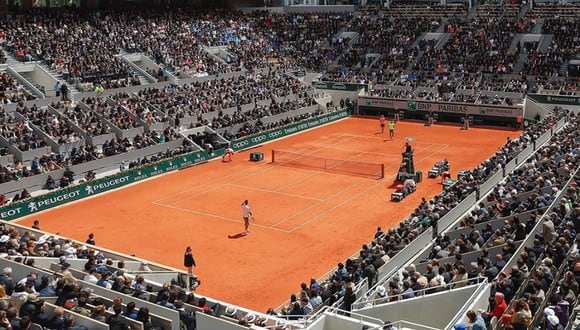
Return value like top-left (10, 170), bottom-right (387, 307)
top-left (338, 134), bottom-right (449, 146)
top-left (286, 143), bottom-right (450, 232)
top-left (152, 134), bottom-right (348, 205)
top-left (155, 203), bottom-right (292, 233)
top-left (226, 183), bottom-right (324, 202)
top-left (157, 135), bottom-right (367, 227)
top-left (156, 134), bottom-right (373, 231)
top-left (271, 136), bottom-right (373, 192)
top-left (303, 144), bottom-right (432, 158)
top-left (270, 147), bottom-right (411, 228)
top-left (156, 135), bottom-right (450, 233)
top-left (269, 178), bottom-right (367, 227)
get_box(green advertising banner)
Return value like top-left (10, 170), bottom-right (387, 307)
top-left (527, 94), bottom-right (580, 106)
top-left (230, 109), bottom-right (351, 151)
top-left (359, 96), bottom-right (523, 118)
top-left (311, 81), bottom-right (369, 92)
top-left (0, 150), bottom-right (210, 221)
top-left (0, 110), bottom-right (351, 221)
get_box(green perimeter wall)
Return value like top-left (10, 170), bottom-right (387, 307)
top-left (0, 109), bottom-right (351, 221)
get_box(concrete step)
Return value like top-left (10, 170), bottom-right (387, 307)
top-left (436, 33), bottom-right (452, 51)
top-left (467, 2), bottom-right (479, 20)
top-left (510, 34), bottom-right (524, 51)
top-left (559, 59), bottom-right (569, 75)
top-left (513, 53), bottom-right (528, 75)
top-left (518, 2), bottom-right (531, 20)
top-left (538, 34), bottom-right (554, 52)
top-left (531, 18), bottom-right (544, 34)
top-left (1, 49), bottom-right (22, 66)
top-left (138, 74), bottom-right (150, 86)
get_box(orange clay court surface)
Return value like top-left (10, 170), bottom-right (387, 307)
top-left (15, 117), bottom-right (520, 312)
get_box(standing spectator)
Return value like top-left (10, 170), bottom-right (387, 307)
top-left (184, 246), bottom-right (196, 275)
top-left (55, 81), bottom-right (61, 98)
top-left (542, 217), bottom-right (556, 244)
top-left (342, 286), bottom-right (356, 314)
top-left (60, 83), bottom-right (68, 102)
top-left (184, 246), bottom-right (197, 290)
top-left (32, 220), bottom-right (40, 230)
top-left (86, 233), bottom-right (95, 245)
top-left (362, 260), bottom-right (376, 287)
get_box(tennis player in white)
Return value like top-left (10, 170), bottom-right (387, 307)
top-left (241, 200), bottom-right (253, 235)
top-left (223, 147), bottom-right (234, 162)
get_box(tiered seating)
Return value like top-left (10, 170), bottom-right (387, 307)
top-left (0, 4), bottom-right (579, 329)
top-left (0, 219), bottom-right (290, 329)
top-left (0, 12), bottom-right (137, 90)
top-left (57, 101), bottom-right (112, 138)
top-left (1, 72), bottom-right (37, 104)
top-left (522, 5), bottom-right (580, 77)
top-left (15, 103), bottom-right (81, 145)
top-left (387, 3), bottom-right (467, 17)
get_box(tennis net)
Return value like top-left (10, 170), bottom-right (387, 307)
top-left (271, 150), bottom-right (385, 179)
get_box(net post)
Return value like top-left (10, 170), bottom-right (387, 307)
top-left (380, 163), bottom-right (385, 179)
top-left (271, 150), bottom-right (275, 163)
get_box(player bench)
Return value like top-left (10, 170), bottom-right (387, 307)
top-left (428, 159), bottom-right (450, 178)
top-left (391, 183), bottom-right (416, 202)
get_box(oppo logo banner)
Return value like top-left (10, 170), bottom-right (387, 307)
top-left (232, 140), bottom-right (249, 149)
top-left (268, 130), bottom-right (283, 139)
top-left (251, 135), bottom-right (268, 144)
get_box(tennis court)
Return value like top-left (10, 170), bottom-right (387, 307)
top-left (14, 117), bottom-right (520, 311)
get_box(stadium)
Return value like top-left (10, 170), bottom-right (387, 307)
top-left (0, 0), bottom-right (579, 329)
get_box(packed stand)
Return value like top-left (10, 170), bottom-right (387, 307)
top-left (0, 11), bottom-right (137, 90)
top-left (200, 96), bottom-right (317, 131)
top-left (481, 200), bottom-right (578, 326)
top-left (385, 3), bottom-right (467, 17)
top-left (416, 4), bottom-right (529, 75)
top-left (0, 119), bottom-right (47, 152)
top-left (221, 108), bottom-right (324, 141)
top-left (445, 112), bottom-right (579, 329)
top-left (109, 92), bottom-right (166, 126)
top-left (91, 9), bottom-right (229, 77)
top-left (54, 101), bottom-right (112, 137)
top-left (523, 13), bottom-right (580, 77)
top-left (100, 9), bottom-right (352, 74)
top-left (0, 72), bottom-right (36, 105)
top-left (246, 11), bottom-right (353, 71)
top-left (14, 102), bottom-right (82, 145)
top-left (322, 11), bottom-right (444, 84)
top-left (362, 110), bottom-right (574, 314)
top-left (136, 70), bottom-right (313, 127)
top-left (82, 97), bottom-right (142, 130)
